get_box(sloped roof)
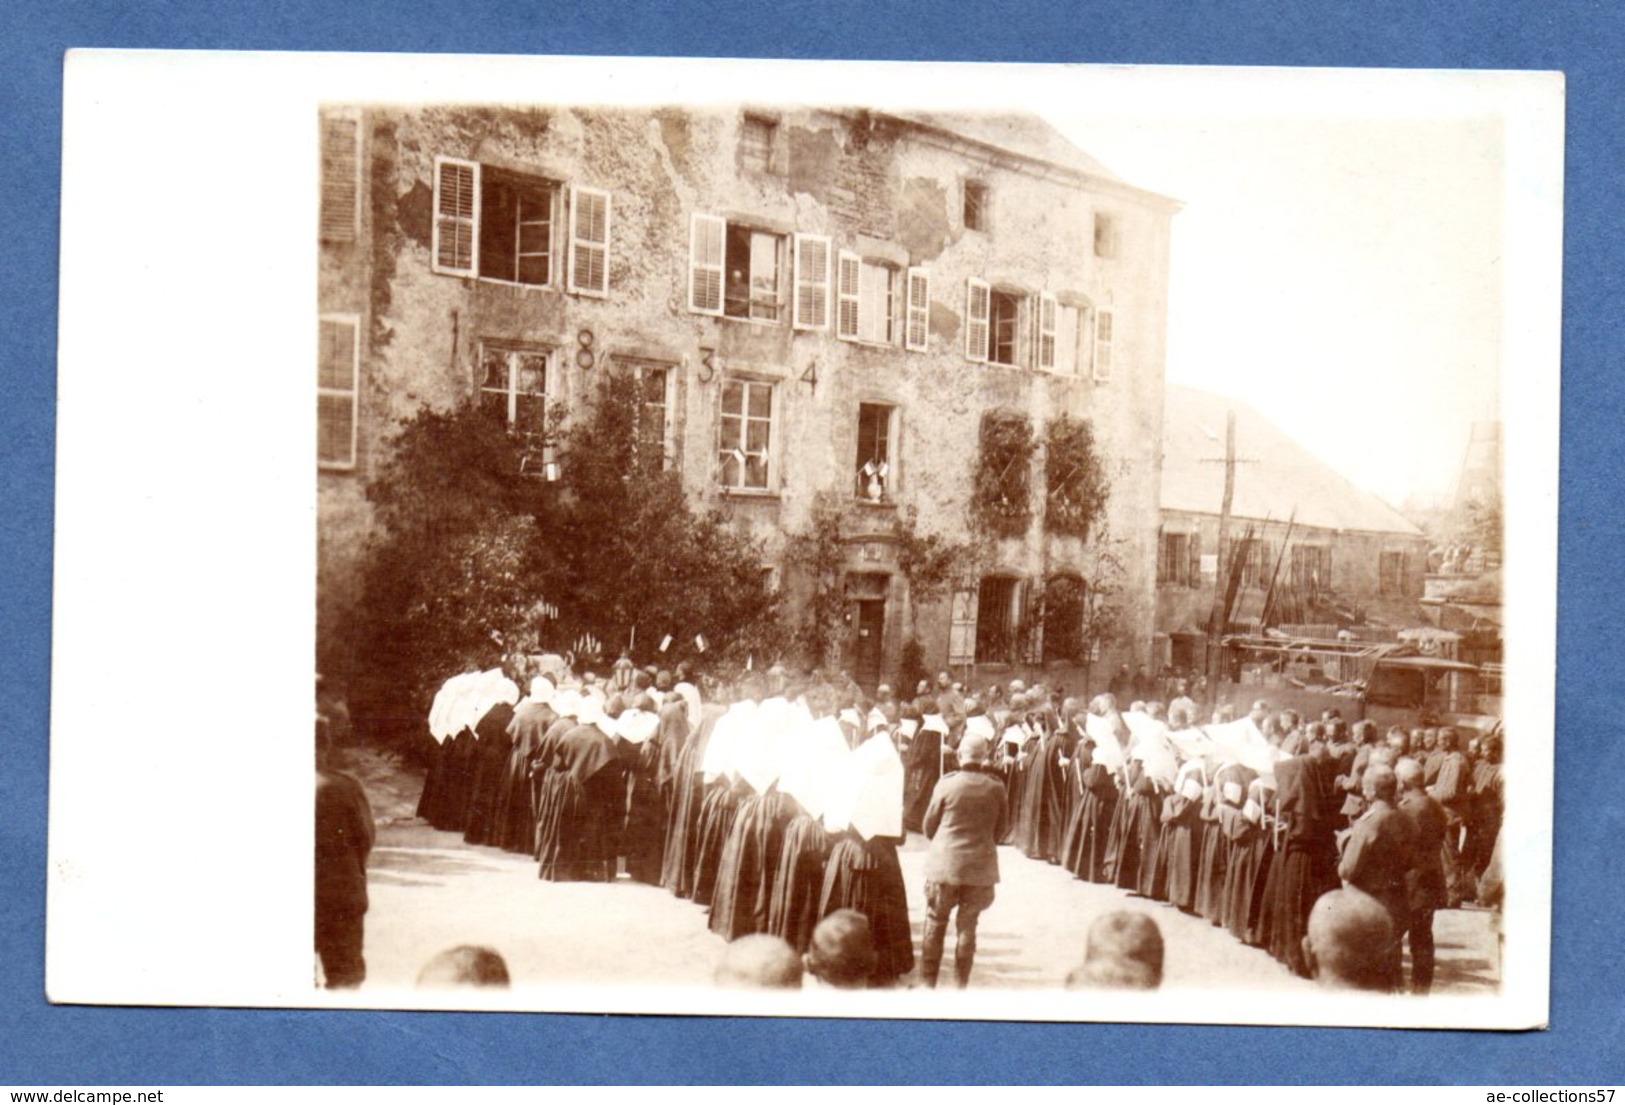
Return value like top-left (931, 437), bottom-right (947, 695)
top-left (887, 110), bottom-right (1125, 183)
top-left (1162, 386), bottom-right (1423, 537)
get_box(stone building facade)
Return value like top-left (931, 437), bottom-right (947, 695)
top-left (318, 105), bottom-right (1176, 691)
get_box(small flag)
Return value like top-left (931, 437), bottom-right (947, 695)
top-left (746, 654), bottom-right (753, 671)
top-left (694, 634), bottom-right (708, 653)
top-left (659, 634), bottom-right (672, 653)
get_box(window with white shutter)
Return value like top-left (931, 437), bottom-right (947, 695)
top-left (1038, 293), bottom-right (1058, 370)
top-left (318, 314), bottom-right (360, 470)
top-left (792, 233), bottom-right (831, 330)
top-left (567, 186), bottom-right (611, 296)
top-left (688, 213), bottom-right (726, 315)
top-left (433, 157), bottom-right (478, 276)
top-left (965, 277), bottom-right (991, 363)
top-left (905, 267), bottom-right (930, 352)
top-left (1093, 308), bottom-right (1115, 382)
top-left (320, 112), bottom-right (359, 243)
top-left (837, 251), bottom-right (862, 340)
top-left (948, 589), bottom-right (978, 667)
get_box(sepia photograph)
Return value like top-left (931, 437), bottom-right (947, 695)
top-left (49, 53), bottom-right (1560, 1030)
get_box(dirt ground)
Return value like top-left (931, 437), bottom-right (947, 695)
top-left (338, 747), bottom-right (1501, 997)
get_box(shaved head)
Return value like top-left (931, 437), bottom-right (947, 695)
top-left (1068, 911), bottom-right (1164, 990)
top-left (1303, 889), bottom-right (1395, 990)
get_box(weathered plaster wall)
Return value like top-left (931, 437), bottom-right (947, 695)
top-left (317, 104), bottom-right (1176, 688)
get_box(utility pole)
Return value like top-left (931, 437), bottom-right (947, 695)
top-left (1205, 410), bottom-right (1239, 697)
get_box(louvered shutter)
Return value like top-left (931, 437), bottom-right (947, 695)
top-left (793, 234), bottom-right (831, 330)
top-left (948, 589), bottom-right (978, 667)
top-left (318, 314), bottom-right (359, 469)
top-left (688, 213), bottom-right (725, 315)
top-left (567, 186), bottom-right (610, 296)
top-left (965, 277), bottom-right (990, 362)
top-left (836, 251), bottom-right (861, 340)
top-left (1093, 308), bottom-right (1114, 381)
top-left (905, 267), bottom-right (930, 352)
top-left (432, 157), bottom-right (478, 276)
top-left (1038, 293), bottom-right (1058, 370)
top-left (320, 115), bottom-right (358, 243)
top-left (1188, 532), bottom-right (1202, 587)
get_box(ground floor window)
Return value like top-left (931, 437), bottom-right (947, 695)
top-left (1042, 575), bottom-right (1087, 664)
top-left (975, 575), bottom-right (1021, 664)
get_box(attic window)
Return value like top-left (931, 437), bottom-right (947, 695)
top-left (741, 115), bottom-right (777, 173)
top-left (963, 180), bottom-right (989, 231)
top-left (1093, 212), bottom-right (1118, 258)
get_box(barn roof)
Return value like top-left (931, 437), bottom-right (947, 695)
top-left (1162, 385), bottom-right (1424, 537)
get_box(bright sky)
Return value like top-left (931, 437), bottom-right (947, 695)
top-left (1049, 85), bottom-right (1507, 508)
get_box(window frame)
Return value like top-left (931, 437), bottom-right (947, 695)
top-left (614, 355), bottom-right (677, 471)
top-left (987, 288), bottom-right (1024, 367)
top-left (431, 155), bottom-right (609, 296)
top-left (854, 401), bottom-right (898, 502)
top-left (740, 113), bottom-right (778, 174)
top-left (963, 179), bottom-right (989, 232)
top-left (837, 252), bottom-right (898, 346)
top-left (717, 377), bottom-right (778, 493)
top-left (318, 313), bottom-right (360, 471)
top-left (477, 342), bottom-right (554, 477)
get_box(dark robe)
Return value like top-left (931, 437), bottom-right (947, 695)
top-left (496, 701), bottom-right (556, 854)
top-left (690, 776), bottom-right (749, 907)
top-left (1061, 752), bottom-right (1119, 883)
top-left (766, 812), bottom-right (831, 953)
top-left (1218, 801), bottom-right (1268, 944)
top-left (439, 727), bottom-right (480, 833)
top-left (1108, 762), bottom-right (1163, 894)
top-left (415, 730), bottom-right (453, 828)
top-left (1259, 755), bottom-right (1340, 976)
top-left (617, 730), bottom-right (666, 885)
top-left (902, 729), bottom-right (948, 834)
top-left (659, 706), bottom-right (722, 898)
top-left (537, 722), bottom-right (623, 882)
top-left (1196, 764), bottom-right (1256, 924)
top-left (818, 832), bottom-right (914, 985)
top-left (1158, 789), bottom-right (1203, 911)
top-left (463, 703), bottom-right (517, 846)
top-left (708, 790), bottom-right (797, 941)
top-left (1015, 729), bottom-right (1071, 863)
top-left (529, 714), bottom-right (578, 857)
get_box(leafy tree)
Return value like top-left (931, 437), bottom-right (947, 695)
top-left (349, 369), bottom-right (782, 733)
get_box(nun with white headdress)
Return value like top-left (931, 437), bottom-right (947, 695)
top-left (612, 692), bottom-right (666, 885)
top-left (494, 675), bottom-right (558, 854)
top-left (817, 724), bottom-right (914, 986)
top-left (659, 695), bottom-right (727, 900)
top-left (766, 701), bottom-right (849, 953)
top-left (708, 692), bottom-right (803, 940)
top-left (1060, 697), bottom-right (1124, 884)
top-left (536, 691), bottom-right (623, 882)
top-left (689, 693), bottom-right (758, 907)
top-left (463, 668), bottom-right (523, 848)
top-left (417, 670), bottom-right (477, 829)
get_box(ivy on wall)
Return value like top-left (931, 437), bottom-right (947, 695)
top-left (970, 411), bottom-right (1036, 539)
top-left (1045, 414), bottom-right (1111, 540)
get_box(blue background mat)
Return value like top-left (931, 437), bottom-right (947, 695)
top-left (3, 0), bottom-right (1619, 1085)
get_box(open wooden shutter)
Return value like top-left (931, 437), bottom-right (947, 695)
top-left (1037, 293), bottom-right (1058, 370)
top-left (948, 589), bottom-right (978, 667)
top-left (836, 250), bottom-right (861, 340)
top-left (965, 277), bottom-right (990, 363)
top-left (1188, 532), bottom-right (1202, 587)
top-left (567, 185), bottom-right (610, 295)
top-left (793, 234), bottom-right (831, 330)
top-left (320, 114), bottom-right (358, 243)
top-left (688, 213), bottom-right (725, 315)
top-left (318, 314), bottom-right (359, 469)
top-left (432, 156), bottom-right (478, 276)
top-left (905, 267), bottom-right (930, 352)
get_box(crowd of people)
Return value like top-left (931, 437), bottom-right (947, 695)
top-left (368, 656), bottom-right (1506, 994)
